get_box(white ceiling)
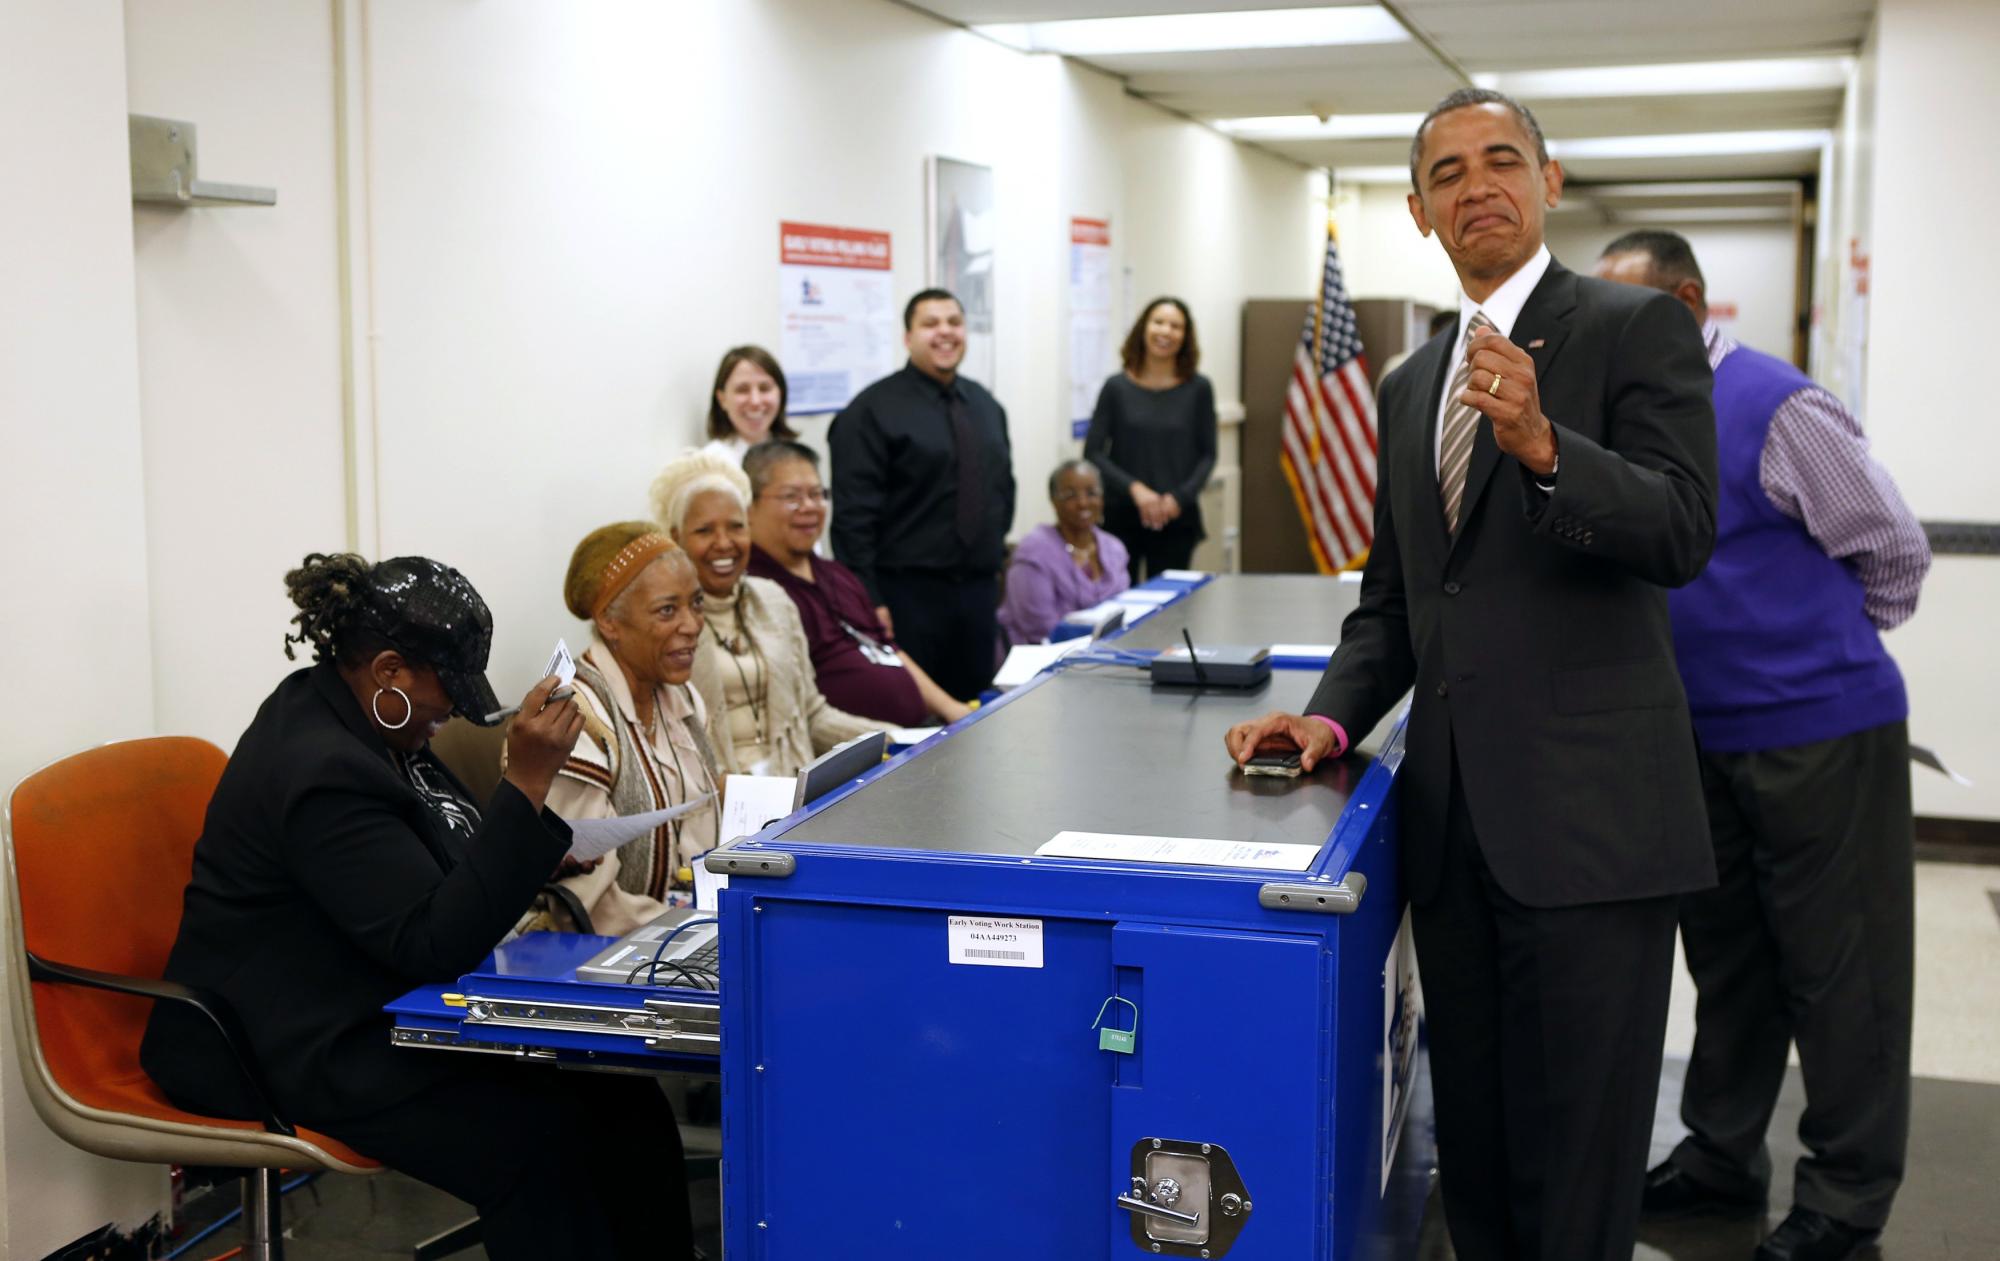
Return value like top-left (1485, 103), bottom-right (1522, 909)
top-left (914, 0), bottom-right (1877, 198)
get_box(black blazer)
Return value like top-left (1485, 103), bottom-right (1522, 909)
top-left (1308, 262), bottom-right (1720, 908)
top-left (141, 663), bottom-right (570, 1124)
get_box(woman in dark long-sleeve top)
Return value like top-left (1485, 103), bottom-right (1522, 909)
top-left (1084, 296), bottom-right (1218, 581)
top-left (140, 553), bottom-right (692, 1260)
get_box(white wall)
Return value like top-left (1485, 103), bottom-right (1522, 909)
top-left (1863, 0), bottom-right (2000, 821)
top-left (1541, 220), bottom-right (1800, 361)
top-left (1334, 181), bottom-right (1461, 312)
top-left (1337, 180), bottom-right (1802, 363)
top-left (125, 0), bottom-right (351, 743)
top-left (0, 2), bottom-right (175, 1253)
top-left (352, 0), bottom-right (1318, 695)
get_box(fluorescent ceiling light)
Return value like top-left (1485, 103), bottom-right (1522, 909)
top-left (1551, 130), bottom-right (1830, 159)
top-left (1586, 180), bottom-right (1800, 200)
top-left (1613, 206), bottom-right (1795, 224)
top-left (1328, 165), bottom-right (1414, 184)
top-left (1475, 56), bottom-right (1851, 99)
top-left (1219, 113), bottom-right (1424, 140)
top-left (975, 7), bottom-right (1408, 56)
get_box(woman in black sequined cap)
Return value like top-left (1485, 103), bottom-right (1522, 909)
top-left (140, 552), bottom-right (693, 1260)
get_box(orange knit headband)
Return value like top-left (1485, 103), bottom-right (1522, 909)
top-left (589, 532), bottom-right (676, 620)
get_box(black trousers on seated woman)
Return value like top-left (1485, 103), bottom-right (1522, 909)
top-left (322, 1064), bottom-right (690, 1261)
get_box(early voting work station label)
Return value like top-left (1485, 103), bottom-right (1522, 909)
top-left (947, 915), bottom-right (1044, 968)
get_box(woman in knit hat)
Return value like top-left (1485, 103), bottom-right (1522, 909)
top-left (649, 450), bottom-right (888, 777)
top-left (534, 523), bottom-right (721, 935)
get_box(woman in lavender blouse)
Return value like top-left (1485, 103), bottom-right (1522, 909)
top-left (998, 459), bottom-right (1132, 645)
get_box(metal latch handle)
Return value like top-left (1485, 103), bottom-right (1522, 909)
top-left (1116, 1194), bottom-right (1200, 1227)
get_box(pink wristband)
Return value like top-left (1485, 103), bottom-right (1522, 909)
top-left (1306, 713), bottom-right (1349, 757)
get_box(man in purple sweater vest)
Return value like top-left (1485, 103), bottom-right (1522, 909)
top-left (1597, 231), bottom-right (1931, 1261)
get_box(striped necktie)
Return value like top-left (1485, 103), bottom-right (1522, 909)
top-left (1439, 311), bottom-right (1496, 535)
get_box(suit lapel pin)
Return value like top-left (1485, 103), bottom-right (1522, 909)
top-left (1527, 338), bottom-right (1546, 349)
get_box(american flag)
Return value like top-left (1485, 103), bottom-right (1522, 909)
top-left (1281, 224), bottom-right (1378, 572)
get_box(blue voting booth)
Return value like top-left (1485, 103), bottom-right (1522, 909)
top-left (389, 575), bottom-right (1432, 1259)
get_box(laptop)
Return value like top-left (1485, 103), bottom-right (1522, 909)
top-left (574, 907), bottom-right (720, 988)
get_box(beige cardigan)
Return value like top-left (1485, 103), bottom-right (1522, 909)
top-left (691, 575), bottom-right (887, 777)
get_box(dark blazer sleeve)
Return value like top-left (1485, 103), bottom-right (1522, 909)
top-left (1083, 380), bottom-right (1134, 498)
top-left (1305, 369), bottom-right (1417, 738)
top-left (1175, 376), bottom-right (1219, 506)
top-left (829, 399), bottom-right (889, 603)
top-left (1529, 291), bottom-right (1718, 588)
top-left (280, 776), bottom-right (570, 981)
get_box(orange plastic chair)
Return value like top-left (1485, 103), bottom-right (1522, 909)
top-left (3, 736), bottom-right (382, 1260)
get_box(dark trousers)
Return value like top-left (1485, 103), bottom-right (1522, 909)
top-left (876, 569), bottom-right (1000, 699)
top-left (317, 1065), bottom-right (692, 1261)
top-left (1411, 764), bottom-right (1678, 1261)
top-left (1107, 518), bottom-right (1200, 584)
top-left (1668, 720), bottom-right (1913, 1229)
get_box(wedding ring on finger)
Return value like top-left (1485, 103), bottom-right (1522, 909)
top-left (1488, 371), bottom-right (1503, 396)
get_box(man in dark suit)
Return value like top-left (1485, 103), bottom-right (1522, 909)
top-left (1227, 88), bottom-right (1719, 1260)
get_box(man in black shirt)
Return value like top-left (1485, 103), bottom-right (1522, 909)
top-left (830, 288), bottom-right (1015, 697)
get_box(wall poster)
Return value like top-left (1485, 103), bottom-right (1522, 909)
top-left (778, 221), bottom-right (897, 416)
top-left (1069, 216), bottom-right (1113, 439)
top-left (925, 156), bottom-right (996, 387)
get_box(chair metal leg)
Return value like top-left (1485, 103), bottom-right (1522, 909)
top-left (239, 1168), bottom-right (285, 1260)
top-left (413, 1215), bottom-right (482, 1260)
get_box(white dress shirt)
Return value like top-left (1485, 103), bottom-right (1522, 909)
top-left (1434, 244), bottom-right (1553, 476)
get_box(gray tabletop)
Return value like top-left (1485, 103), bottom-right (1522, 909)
top-left (775, 665), bottom-right (1366, 858)
top-left (1111, 573), bottom-right (1361, 651)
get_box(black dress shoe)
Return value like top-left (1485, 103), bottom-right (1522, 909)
top-left (1754, 1208), bottom-right (1880, 1260)
top-left (1639, 1159), bottom-right (1766, 1217)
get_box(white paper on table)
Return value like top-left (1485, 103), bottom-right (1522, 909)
top-left (1060, 601), bottom-right (1118, 626)
top-left (720, 774), bottom-right (800, 844)
top-left (1270, 643), bottom-right (1338, 659)
top-left (693, 860), bottom-right (727, 912)
top-left (888, 726), bottom-right (942, 746)
top-left (994, 639), bottom-right (1090, 689)
top-left (1337, 571), bottom-right (1363, 584)
top-left (1112, 588), bottom-right (1177, 605)
top-left (1158, 568), bottom-right (1209, 582)
top-left (563, 793), bottom-right (715, 863)
top-left (1036, 830), bottom-right (1321, 872)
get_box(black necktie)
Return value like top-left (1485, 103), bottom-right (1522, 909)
top-left (948, 392), bottom-right (983, 550)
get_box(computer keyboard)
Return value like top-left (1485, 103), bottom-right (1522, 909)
top-left (680, 941), bottom-right (720, 975)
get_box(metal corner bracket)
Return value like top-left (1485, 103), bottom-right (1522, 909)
top-left (702, 847), bottom-right (797, 878)
top-left (1258, 871), bottom-right (1366, 914)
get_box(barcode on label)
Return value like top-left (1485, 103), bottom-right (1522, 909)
top-left (962, 948), bottom-right (1025, 960)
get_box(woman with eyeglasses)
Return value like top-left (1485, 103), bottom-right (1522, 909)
top-left (650, 449), bottom-right (891, 776)
top-left (744, 440), bottom-right (973, 726)
top-left (998, 459), bottom-right (1132, 645)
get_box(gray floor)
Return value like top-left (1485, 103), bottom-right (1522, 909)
top-left (178, 1059), bottom-right (1996, 1260)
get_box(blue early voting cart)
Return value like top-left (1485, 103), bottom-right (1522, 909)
top-left (707, 574), bottom-right (1430, 1259)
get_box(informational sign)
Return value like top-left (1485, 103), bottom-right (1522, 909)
top-left (947, 915), bottom-right (1044, 969)
top-left (779, 221), bottom-right (897, 416)
top-left (1069, 217), bottom-right (1113, 438)
top-left (1381, 908), bottom-right (1421, 1193)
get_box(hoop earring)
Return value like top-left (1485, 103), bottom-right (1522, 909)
top-left (371, 686), bottom-right (413, 731)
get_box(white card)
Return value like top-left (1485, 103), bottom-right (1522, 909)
top-left (545, 638), bottom-right (577, 689)
top-left (1036, 830), bottom-right (1321, 872)
top-left (1158, 568), bottom-right (1209, 581)
top-left (947, 915), bottom-right (1044, 968)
